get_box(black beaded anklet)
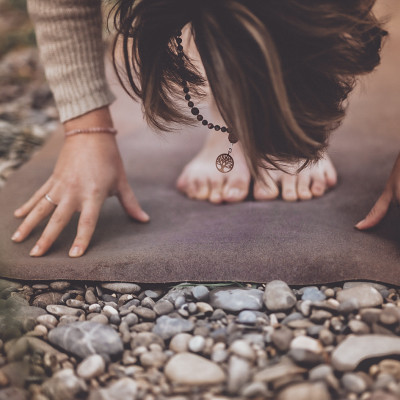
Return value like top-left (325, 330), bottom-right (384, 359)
top-left (175, 30), bottom-right (238, 173)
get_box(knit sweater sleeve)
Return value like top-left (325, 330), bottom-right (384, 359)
top-left (27, 0), bottom-right (116, 123)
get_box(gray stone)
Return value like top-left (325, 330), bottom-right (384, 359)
top-left (131, 332), bottom-right (165, 349)
top-left (309, 364), bottom-right (334, 381)
top-left (348, 319), bottom-right (370, 334)
top-left (264, 281), bottom-right (296, 311)
top-left (237, 310), bottom-right (257, 325)
top-left (0, 387), bottom-right (28, 400)
top-left (191, 285), bottom-right (209, 301)
top-left (301, 287), bottom-right (326, 302)
top-left (48, 321), bottom-right (123, 360)
top-left (337, 285), bottom-right (383, 309)
top-left (240, 381), bottom-right (269, 398)
top-left (76, 354), bottom-right (105, 380)
top-left (46, 305), bottom-right (83, 317)
top-left (88, 378), bottom-right (137, 400)
top-left (89, 314), bottom-right (109, 325)
top-left (341, 372), bottom-right (367, 393)
top-left (85, 290), bottom-right (97, 305)
top-left (210, 287), bottom-right (264, 313)
top-left (66, 299), bottom-right (85, 308)
top-left (132, 306), bottom-right (156, 321)
top-left (271, 327), bottom-right (294, 352)
top-left (227, 355), bottom-right (251, 394)
top-left (161, 286), bottom-right (194, 304)
top-left (122, 313), bottom-right (139, 327)
top-left (165, 352), bottom-right (226, 386)
top-left (332, 335), bottom-right (400, 371)
top-left (0, 280), bottom-right (21, 292)
top-left (101, 283), bottom-right (141, 294)
top-left (343, 281), bottom-right (387, 291)
top-left (144, 289), bottom-right (163, 299)
top-left (42, 369), bottom-right (87, 400)
top-left (152, 316), bottom-right (194, 340)
top-left (277, 382), bottom-right (331, 400)
top-left (153, 300), bottom-right (174, 316)
top-left (103, 305), bottom-right (118, 317)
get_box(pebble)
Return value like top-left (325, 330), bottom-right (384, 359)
top-left (264, 280), bottom-right (296, 311)
top-left (103, 305), bottom-right (118, 317)
top-left (341, 372), bottom-right (367, 393)
top-left (42, 369), bottom-right (87, 400)
top-left (192, 285), bottom-right (210, 301)
top-left (237, 310), bottom-right (257, 324)
top-left (343, 281), bottom-right (387, 291)
top-left (276, 381), bottom-right (331, 400)
top-left (332, 335), bottom-right (400, 371)
top-left (88, 377), bottom-right (137, 400)
top-left (165, 352), bottom-right (226, 385)
top-left (309, 364), bottom-right (334, 381)
top-left (301, 287), bottom-right (326, 302)
top-left (85, 290), bottom-right (97, 305)
top-left (122, 313), bottom-right (139, 326)
top-left (140, 350), bottom-right (168, 368)
top-left (378, 359), bottom-right (400, 380)
top-left (254, 359), bottom-right (306, 383)
top-left (89, 314), bottom-right (109, 324)
top-left (379, 307), bottom-right (400, 325)
top-left (227, 355), bottom-right (251, 394)
top-left (132, 306), bottom-right (156, 320)
top-left (271, 327), bottom-right (294, 352)
top-left (49, 281), bottom-right (70, 291)
top-left (36, 314), bottom-right (57, 328)
top-left (290, 336), bottom-right (323, 354)
top-left (348, 319), bottom-right (370, 334)
top-left (152, 316), bottom-right (194, 340)
top-left (46, 305), bottom-right (83, 317)
top-left (197, 302), bottom-right (214, 315)
top-left (153, 300), bottom-right (174, 316)
top-left (169, 333), bottom-right (192, 353)
top-left (144, 289), bottom-right (162, 299)
top-left (131, 332), bottom-right (165, 349)
top-left (241, 381), bottom-right (269, 398)
top-left (337, 285), bottom-right (383, 308)
top-left (88, 304), bottom-right (101, 313)
top-left (101, 283), bottom-right (141, 294)
top-left (209, 287), bottom-right (264, 312)
top-left (76, 354), bottom-right (105, 380)
top-left (188, 335), bottom-right (206, 353)
top-left (48, 321), bottom-right (123, 360)
top-left (65, 299), bottom-right (84, 308)
top-left (32, 292), bottom-right (63, 308)
top-left (229, 340), bottom-right (256, 361)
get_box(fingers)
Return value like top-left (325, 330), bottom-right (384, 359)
top-left (14, 179), bottom-right (52, 218)
top-left (117, 180), bottom-right (150, 222)
top-left (29, 201), bottom-right (76, 257)
top-left (11, 197), bottom-right (56, 243)
top-left (355, 191), bottom-right (392, 230)
top-left (68, 202), bottom-right (102, 257)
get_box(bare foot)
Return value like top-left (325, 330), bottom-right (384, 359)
top-left (176, 131), bottom-right (251, 204)
top-left (253, 155), bottom-right (338, 202)
top-left (176, 132), bottom-right (337, 203)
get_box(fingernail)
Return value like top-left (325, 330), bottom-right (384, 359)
top-left (11, 231), bottom-right (21, 241)
top-left (141, 211), bottom-right (150, 221)
top-left (355, 219), bottom-right (365, 229)
top-left (69, 246), bottom-right (81, 257)
top-left (14, 209), bottom-right (21, 216)
top-left (30, 245), bottom-right (40, 256)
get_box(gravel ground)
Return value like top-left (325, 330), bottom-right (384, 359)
top-left (0, 279), bottom-right (400, 400)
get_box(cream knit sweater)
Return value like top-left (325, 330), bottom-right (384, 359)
top-left (27, 0), bottom-right (116, 123)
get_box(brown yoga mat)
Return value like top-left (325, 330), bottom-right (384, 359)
top-left (1, 3), bottom-right (400, 285)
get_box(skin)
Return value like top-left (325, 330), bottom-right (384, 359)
top-left (11, 107), bottom-right (150, 258)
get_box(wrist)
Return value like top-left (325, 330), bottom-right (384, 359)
top-left (63, 106), bottom-right (114, 132)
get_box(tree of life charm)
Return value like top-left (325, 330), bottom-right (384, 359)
top-left (216, 153), bottom-right (234, 173)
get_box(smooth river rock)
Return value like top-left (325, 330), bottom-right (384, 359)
top-left (263, 280), bottom-right (296, 311)
top-left (152, 316), bottom-right (194, 340)
top-left (165, 353), bottom-right (226, 386)
top-left (337, 285), bottom-right (383, 308)
top-left (48, 321), bottom-right (123, 360)
top-left (101, 283), bottom-right (141, 294)
top-left (209, 287), bottom-right (264, 313)
top-left (332, 335), bottom-right (400, 371)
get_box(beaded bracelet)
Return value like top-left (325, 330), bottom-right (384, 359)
top-left (65, 127), bottom-right (118, 137)
top-left (176, 30), bottom-right (237, 173)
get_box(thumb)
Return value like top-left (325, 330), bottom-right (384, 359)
top-left (355, 191), bottom-right (392, 230)
top-left (117, 180), bottom-right (150, 222)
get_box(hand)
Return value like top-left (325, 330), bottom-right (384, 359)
top-left (355, 152), bottom-right (400, 230)
top-left (11, 110), bottom-right (149, 257)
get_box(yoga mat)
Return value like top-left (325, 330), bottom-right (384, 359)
top-left (1, 2), bottom-right (399, 284)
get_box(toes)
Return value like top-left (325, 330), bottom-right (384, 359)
top-left (195, 180), bottom-right (210, 200)
top-left (254, 171), bottom-right (279, 201)
top-left (325, 161), bottom-right (338, 188)
top-left (281, 175), bottom-right (298, 202)
top-left (310, 173), bottom-right (327, 197)
top-left (209, 179), bottom-right (224, 204)
top-left (297, 174), bottom-right (312, 201)
top-left (222, 179), bottom-right (248, 203)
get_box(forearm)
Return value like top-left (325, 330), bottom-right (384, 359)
top-left (27, 0), bottom-right (116, 123)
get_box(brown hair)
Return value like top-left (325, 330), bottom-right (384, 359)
top-left (111, 0), bottom-right (387, 178)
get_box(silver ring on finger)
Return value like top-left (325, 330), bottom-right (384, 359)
top-left (44, 193), bottom-right (57, 206)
